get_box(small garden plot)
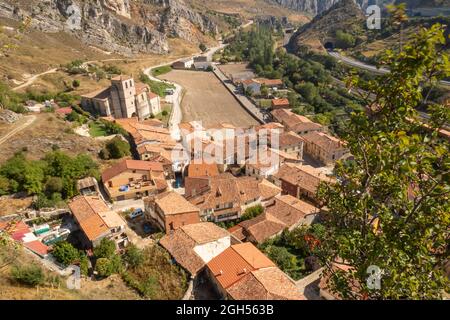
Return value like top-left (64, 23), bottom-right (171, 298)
top-left (122, 245), bottom-right (189, 300)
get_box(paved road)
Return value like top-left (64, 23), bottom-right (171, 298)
top-left (0, 115), bottom-right (36, 146)
top-left (328, 50), bottom-right (450, 86)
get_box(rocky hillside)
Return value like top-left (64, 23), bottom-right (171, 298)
top-left (0, 0), bottom-right (219, 55)
top-left (269, 0), bottom-right (450, 15)
top-left (288, 0), bottom-right (365, 52)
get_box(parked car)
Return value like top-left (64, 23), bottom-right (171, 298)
top-left (129, 208), bottom-right (144, 220)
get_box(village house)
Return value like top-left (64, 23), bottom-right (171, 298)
top-left (186, 174), bottom-right (280, 223)
top-left (81, 75), bottom-right (161, 120)
top-left (271, 98), bottom-right (290, 110)
top-left (138, 143), bottom-right (186, 178)
top-left (230, 71), bottom-right (255, 85)
top-left (242, 78), bottom-right (283, 95)
top-left (302, 131), bottom-right (349, 166)
top-left (279, 131), bottom-right (304, 158)
top-left (245, 148), bottom-right (283, 179)
top-left (68, 195), bottom-right (128, 249)
top-left (228, 194), bottom-right (319, 244)
top-left (159, 222), bottom-right (231, 276)
top-left (271, 109), bottom-right (323, 136)
top-left (144, 191), bottom-right (200, 233)
top-left (184, 163), bottom-right (220, 198)
top-left (193, 56), bottom-right (208, 63)
top-left (101, 159), bottom-right (168, 201)
top-left (206, 242), bottom-right (303, 300)
top-left (193, 61), bottom-right (212, 70)
top-left (76, 177), bottom-right (100, 196)
top-left (172, 57), bottom-right (194, 69)
top-left (272, 163), bottom-right (334, 203)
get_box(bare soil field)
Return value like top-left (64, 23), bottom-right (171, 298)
top-left (218, 63), bottom-right (255, 79)
top-left (160, 70), bottom-right (258, 127)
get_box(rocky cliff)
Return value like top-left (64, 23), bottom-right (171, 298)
top-left (0, 0), bottom-right (218, 55)
top-left (270, 0), bottom-right (450, 16)
top-left (288, 0), bottom-right (365, 52)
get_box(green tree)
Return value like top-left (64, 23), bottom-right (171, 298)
top-left (45, 177), bottom-right (63, 194)
top-left (52, 241), bottom-right (80, 266)
top-left (335, 30), bottom-right (356, 49)
top-left (264, 245), bottom-right (297, 273)
top-left (11, 264), bottom-right (45, 287)
top-left (93, 238), bottom-right (116, 259)
top-left (315, 24), bottom-right (450, 299)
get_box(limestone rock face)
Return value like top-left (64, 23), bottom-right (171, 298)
top-left (0, 0), bottom-right (218, 55)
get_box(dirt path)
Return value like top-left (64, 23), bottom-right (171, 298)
top-left (0, 115), bottom-right (37, 146)
top-left (12, 69), bottom-right (59, 92)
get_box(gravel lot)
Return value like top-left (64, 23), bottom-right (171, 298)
top-left (160, 70), bottom-right (258, 128)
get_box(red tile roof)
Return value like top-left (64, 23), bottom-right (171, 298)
top-left (24, 240), bottom-right (50, 257)
top-left (207, 243), bottom-right (275, 289)
top-left (101, 159), bottom-right (164, 182)
top-left (271, 98), bottom-right (290, 107)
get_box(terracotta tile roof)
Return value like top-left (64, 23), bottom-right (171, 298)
top-left (254, 78), bottom-right (283, 86)
top-left (24, 240), bottom-right (50, 257)
top-left (101, 159), bottom-right (164, 182)
top-left (147, 92), bottom-right (159, 100)
top-left (207, 243), bottom-right (276, 291)
top-left (77, 177), bottom-right (97, 190)
top-left (159, 228), bottom-right (204, 275)
top-left (303, 131), bottom-right (347, 152)
top-left (187, 163), bottom-right (219, 177)
top-left (153, 191), bottom-right (200, 215)
top-left (68, 196), bottom-right (110, 242)
top-left (271, 109), bottom-right (323, 133)
top-left (227, 267), bottom-right (304, 300)
top-left (188, 175), bottom-right (279, 210)
top-left (266, 195), bottom-right (317, 227)
top-left (255, 122), bottom-right (285, 132)
top-left (56, 107), bottom-right (73, 115)
top-left (228, 225), bottom-right (246, 242)
top-left (238, 213), bottom-right (286, 244)
top-left (81, 87), bottom-right (110, 99)
top-left (258, 179), bottom-right (282, 200)
top-left (135, 82), bottom-right (149, 95)
top-left (279, 131), bottom-right (304, 148)
top-left (274, 163), bottom-right (332, 195)
top-left (271, 98), bottom-right (290, 107)
top-left (160, 222), bottom-right (230, 275)
top-left (180, 222), bottom-right (229, 244)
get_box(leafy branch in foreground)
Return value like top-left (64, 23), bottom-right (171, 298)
top-left (315, 23), bottom-right (450, 299)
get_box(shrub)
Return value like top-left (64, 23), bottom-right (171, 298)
top-left (93, 238), bottom-right (116, 259)
top-left (100, 137), bottom-right (130, 160)
top-left (161, 110), bottom-right (168, 116)
top-left (72, 80), bottom-right (80, 88)
top-left (123, 244), bottom-right (144, 268)
top-left (52, 241), bottom-right (80, 266)
top-left (95, 258), bottom-right (113, 277)
top-left (11, 264), bottom-right (45, 287)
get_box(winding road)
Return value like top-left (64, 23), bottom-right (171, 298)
top-left (12, 68), bottom-right (59, 92)
top-left (328, 50), bottom-right (450, 86)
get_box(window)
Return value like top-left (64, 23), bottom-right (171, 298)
top-left (125, 82), bottom-right (128, 89)
top-left (108, 181), bottom-right (113, 188)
